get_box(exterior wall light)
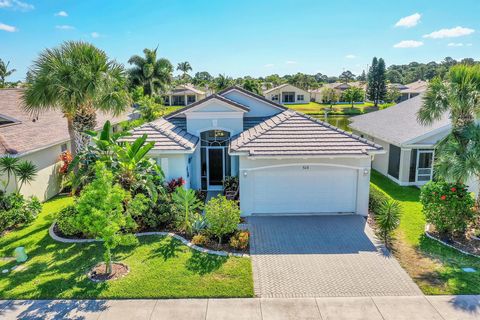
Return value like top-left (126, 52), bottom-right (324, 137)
top-left (363, 168), bottom-right (369, 176)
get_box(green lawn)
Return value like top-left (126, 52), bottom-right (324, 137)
top-left (0, 196), bottom-right (253, 299)
top-left (287, 102), bottom-right (394, 116)
top-left (371, 171), bottom-right (480, 294)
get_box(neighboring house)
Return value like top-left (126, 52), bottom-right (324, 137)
top-left (163, 84), bottom-right (206, 106)
top-left (398, 80), bottom-right (428, 102)
top-left (263, 84), bottom-right (310, 104)
top-left (310, 82), bottom-right (367, 103)
top-left (349, 95), bottom-right (477, 191)
top-left (0, 88), bottom-right (133, 202)
top-left (125, 86), bottom-right (383, 216)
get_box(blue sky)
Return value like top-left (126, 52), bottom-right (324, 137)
top-left (1, 0), bottom-right (479, 81)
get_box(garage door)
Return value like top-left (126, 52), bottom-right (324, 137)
top-left (252, 165), bottom-right (357, 214)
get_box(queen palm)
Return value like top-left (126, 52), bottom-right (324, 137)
top-left (0, 58), bottom-right (16, 87)
top-left (23, 41), bottom-right (130, 157)
top-left (417, 64), bottom-right (480, 205)
top-left (128, 48), bottom-right (173, 96)
top-left (177, 61), bottom-right (192, 80)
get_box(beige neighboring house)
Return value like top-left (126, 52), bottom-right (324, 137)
top-left (398, 80), bottom-right (428, 102)
top-left (310, 82), bottom-right (367, 103)
top-left (263, 84), bottom-right (310, 104)
top-left (0, 88), bottom-right (133, 202)
top-left (163, 84), bottom-right (206, 106)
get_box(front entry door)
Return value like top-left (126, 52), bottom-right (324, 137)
top-left (208, 148), bottom-right (224, 190)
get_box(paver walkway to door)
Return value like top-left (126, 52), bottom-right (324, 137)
top-left (248, 215), bottom-right (421, 298)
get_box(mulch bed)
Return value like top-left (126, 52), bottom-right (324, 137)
top-left (88, 262), bottom-right (129, 282)
top-left (426, 225), bottom-right (480, 256)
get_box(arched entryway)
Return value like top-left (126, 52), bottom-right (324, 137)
top-left (200, 130), bottom-right (231, 190)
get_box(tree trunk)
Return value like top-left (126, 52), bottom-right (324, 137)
top-left (476, 176), bottom-right (480, 212)
top-left (105, 246), bottom-right (112, 274)
top-left (66, 116), bottom-right (77, 158)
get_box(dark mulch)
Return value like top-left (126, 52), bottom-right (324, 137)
top-left (427, 226), bottom-right (480, 256)
top-left (88, 262), bottom-right (129, 282)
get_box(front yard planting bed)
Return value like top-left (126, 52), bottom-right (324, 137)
top-left (371, 171), bottom-right (480, 294)
top-left (0, 196), bottom-right (253, 299)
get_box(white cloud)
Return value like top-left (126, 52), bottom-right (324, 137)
top-left (264, 63), bottom-right (274, 68)
top-left (423, 26), bottom-right (474, 39)
top-left (466, 43), bottom-right (473, 47)
top-left (56, 25), bottom-right (75, 30)
top-left (285, 60), bottom-right (297, 65)
top-left (447, 42), bottom-right (464, 47)
top-left (395, 13), bottom-right (421, 28)
top-left (393, 40), bottom-right (424, 48)
top-left (0, 0), bottom-right (33, 11)
top-left (55, 10), bottom-right (68, 17)
top-left (91, 32), bottom-right (100, 38)
top-left (0, 22), bottom-right (16, 32)
top-left (345, 54), bottom-right (356, 59)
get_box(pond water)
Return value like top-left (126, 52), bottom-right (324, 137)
top-left (311, 115), bottom-right (352, 132)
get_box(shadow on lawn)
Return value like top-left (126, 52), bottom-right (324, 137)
top-left (186, 251), bottom-right (228, 275)
top-left (146, 236), bottom-right (183, 261)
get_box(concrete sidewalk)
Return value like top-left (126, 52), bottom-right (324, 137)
top-left (1, 295), bottom-right (480, 319)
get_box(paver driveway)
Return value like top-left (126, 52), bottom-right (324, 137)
top-left (248, 215), bottom-right (422, 298)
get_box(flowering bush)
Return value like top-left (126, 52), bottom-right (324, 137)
top-left (165, 177), bottom-right (185, 193)
top-left (58, 151), bottom-right (73, 175)
top-left (229, 230), bottom-right (249, 250)
top-left (420, 181), bottom-right (476, 236)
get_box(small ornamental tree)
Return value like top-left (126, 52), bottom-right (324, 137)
top-left (420, 181), bottom-right (476, 237)
top-left (172, 186), bottom-right (203, 236)
top-left (205, 196), bottom-right (240, 244)
top-left (74, 162), bottom-right (137, 274)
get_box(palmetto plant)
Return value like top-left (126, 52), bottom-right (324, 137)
top-left (0, 156), bottom-right (38, 192)
top-left (23, 41), bottom-right (130, 157)
top-left (417, 64), bottom-right (480, 206)
top-left (375, 199), bottom-right (402, 249)
top-left (128, 48), bottom-right (173, 96)
top-left (0, 58), bottom-right (16, 87)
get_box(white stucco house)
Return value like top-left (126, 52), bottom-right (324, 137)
top-left (350, 94), bottom-right (478, 192)
top-left (163, 84), bottom-right (206, 106)
top-left (263, 84), bottom-right (310, 104)
top-left (126, 86), bottom-right (383, 216)
top-left (0, 88), bottom-right (133, 202)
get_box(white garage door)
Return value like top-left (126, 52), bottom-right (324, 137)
top-left (252, 165), bottom-right (357, 214)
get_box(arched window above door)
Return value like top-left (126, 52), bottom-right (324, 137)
top-left (200, 130), bottom-right (231, 146)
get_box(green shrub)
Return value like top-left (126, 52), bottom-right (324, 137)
top-left (369, 184), bottom-right (390, 214)
top-left (172, 187), bottom-right (203, 236)
top-left (192, 215), bottom-right (207, 235)
top-left (420, 181), bottom-right (476, 236)
top-left (375, 200), bottom-right (401, 248)
top-left (56, 205), bottom-right (83, 236)
top-left (205, 196), bottom-right (240, 244)
top-left (229, 230), bottom-right (249, 250)
top-left (0, 193), bottom-right (41, 232)
top-left (191, 234), bottom-right (209, 246)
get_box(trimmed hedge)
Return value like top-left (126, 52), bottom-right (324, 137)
top-left (369, 183), bottom-right (391, 215)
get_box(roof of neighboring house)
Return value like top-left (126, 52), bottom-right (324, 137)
top-left (121, 118), bottom-right (198, 152)
top-left (317, 82), bottom-right (367, 92)
top-left (263, 83), bottom-right (308, 94)
top-left (166, 84), bottom-right (205, 95)
top-left (349, 94), bottom-right (451, 146)
top-left (401, 80), bottom-right (428, 94)
top-left (165, 93), bottom-right (250, 118)
top-left (0, 88), bottom-right (133, 156)
top-left (229, 110), bottom-right (382, 157)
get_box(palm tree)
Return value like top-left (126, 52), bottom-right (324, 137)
top-left (417, 64), bottom-right (480, 205)
top-left (23, 41), bottom-right (130, 157)
top-left (214, 74), bottom-right (233, 91)
top-left (177, 61), bottom-right (192, 80)
top-left (128, 48), bottom-right (173, 96)
top-left (242, 79), bottom-right (262, 95)
top-left (0, 156), bottom-right (20, 191)
top-left (15, 161), bottom-right (38, 192)
top-left (0, 59), bottom-right (16, 87)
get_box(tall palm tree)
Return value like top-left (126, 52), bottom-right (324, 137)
top-left (128, 48), bottom-right (173, 96)
top-left (214, 74), bottom-right (233, 92)
top-left (23, 41), bottom-right (130, 157)
top-left (0, 59), bottom-right (16, 87)
top-left (177, 61), bottom-right (192, 80)
top-left (417, 64), bottom-right (480, 205)
top-left (242, 78), bottom-right (262, 95)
